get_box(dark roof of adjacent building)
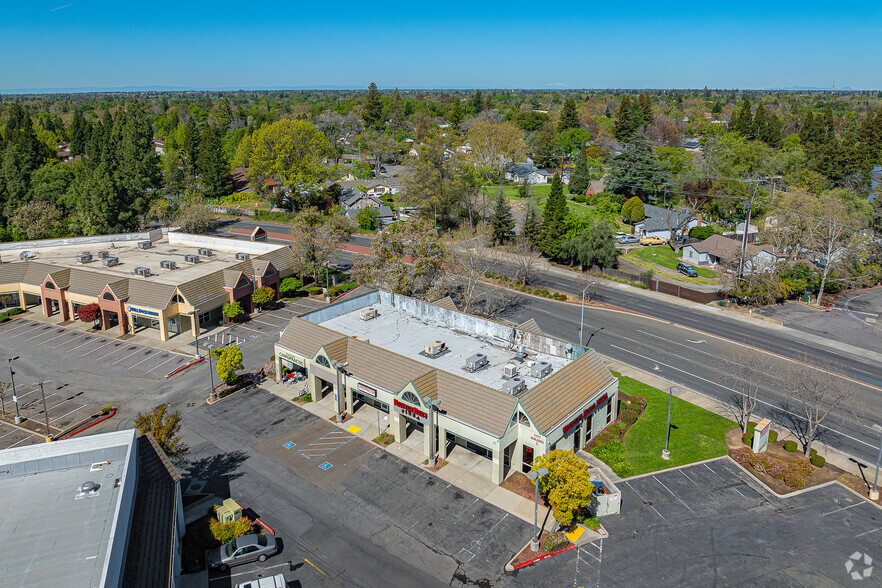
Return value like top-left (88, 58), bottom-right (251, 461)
top-left (518, 350), bottom-right (617, 434)
top-left (635, 203), bottom-right (696, 233)
top-left (687, 234), bottom-right (776, 261)
top-left (122, 434), bottom-right (181, 588)
top-left (127, 280), bottom-right (178, 309)
top-left (279, 317), bottom-right (347, 358)
top-left (505, 162), bottom-right (548, 177)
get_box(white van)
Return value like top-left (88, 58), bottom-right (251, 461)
top-left (235, 573), bottom-right (287, 588)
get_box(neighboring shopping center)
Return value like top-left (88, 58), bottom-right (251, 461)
top-left (274, 288), bottom-right (619, 483)
top-left (0, 229), bottom-right (295, 341)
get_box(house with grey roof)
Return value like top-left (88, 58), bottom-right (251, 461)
top-left (633, 203), bottom-right (700, 240)
top-left (504, 162), bottom-right (549, 185)
top-left (682, 234), bottom-right (780, 273)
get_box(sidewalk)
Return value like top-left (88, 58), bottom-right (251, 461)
top-left (264, 380), bottom-right (550, 526)
top-left (600, 354), bottom-right (867, 479)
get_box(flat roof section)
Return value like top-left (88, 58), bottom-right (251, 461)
top-left (316, 303), bottom-right (567, 396)
top-left (0, 432), bottom-right (134, 588)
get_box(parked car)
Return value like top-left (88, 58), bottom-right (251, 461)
top-left (676, 262), bottom-right (699, 277)
top-left (236, 573), bottom-right (287, 588)
top-left (617, 234), bottom-right (640, 244)
top-left (209, 533), bottom-right (279, 571)
top-left (639, 236), bottom-right (667, 246)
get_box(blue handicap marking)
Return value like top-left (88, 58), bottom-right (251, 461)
top-left (319, 462), bottom-right (333, 470)
top-left (283, 441), bottom-right (295, 449)
top-left (251, 334), bottom-right (259, 338)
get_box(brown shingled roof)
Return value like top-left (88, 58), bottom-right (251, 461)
top-left (107, 279), bottom-right (129, 300)
top-left (518, 350), bottom-right (616, 434)
top-left (0, 261), bottom-right (28, 286)
top-left (434, 370), bottom-right (518, 436)
top-left (344, 337), bottom-right (434, 393)
top-left (46, 268), bottom-right (71, 288)
top-left (176, 269), bottom-right (227, 306)
top-left (323, 338), bottom-right (349, 363)
top-left (278, 317), bottom-right (347, 358)
top-left (432, 296), bottom-right (458, 311)
top-left (67, 269), bottom-right (114, 297)
top-left (23, 262), bottom-right (57, 286)
top-left (127, 280), bottom-right (178, 310)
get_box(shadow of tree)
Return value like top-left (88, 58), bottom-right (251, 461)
top-left (184, 450), bottom-right (249, 482)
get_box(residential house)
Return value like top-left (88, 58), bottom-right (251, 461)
top-left (505, 162), bottom-right (549, 185)
top-left (736, 222), bottom-right (759, 244)
top-left (339, 187), bottom-right (384, 211)
top-left (633, 203), bottom-right (699, 240)
top-left (345, 205), bottom-right (395, 226)
top-left (681, 234), bottom-right (780, 273)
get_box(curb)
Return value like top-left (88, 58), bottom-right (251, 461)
top-left (167, 357), bottom-right (204, 378)
top-left (59, 408), bottom-right (116, 440)
top-left (505, 542), bottom-right (576, 572)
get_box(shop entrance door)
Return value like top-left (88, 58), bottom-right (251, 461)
top-left (522, 445), bottom-right (534, 473)
top-left (573, 422), bottom-right (582, 450)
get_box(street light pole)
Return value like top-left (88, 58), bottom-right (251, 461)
top-left (8, 356), bottom-right (22, 424)
top-left (871, 424), bottom-right (882, 501)
top-left (424, 396), bottom-right (442, 466)
top-left (39, 381), bottom-right (51, 436)
top-left (526, 467), bottom-right (549, 551)
top-left (186, 311), bottom-right (216, 400)
top-left (579, 282), bottom-right (597, 347)
top-left (662, 387), bottom-right (676, 460)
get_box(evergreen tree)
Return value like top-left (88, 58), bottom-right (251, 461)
top-left (521, 204), bottom-right (541, 245)
top-left (561, 219), bottom-right (618, 269)
top-left (470, 90), bottom-right (484, 113)
top-left (606, 139), bottom-right (671, 199)
top-left (483, 92), bottom-right (493, 112)
top-left (389, 88), bottom-right (405, 131)
top-left (215, 97), bottom-right (233, 131)
top-left (559, 97), bottom-right (579, 131)
top-left (761, 113), bottom-right (783, 148)
top-left (197, 125), bottom-right (231, 199)
top-left (753, 103), bottom-right (768, 141)
top-left (181, 117), bottom-right (200, 191)
top-left (540, 174), bottom-right (569, 258)
top-left (728, 89), bottom-right (737, 102)
top-left (363, 82), bottom-right (384, 129)
top-left (449, 97), bottom-right (465, 128)
top-left (711, 100), bottom-right (723, 115)
top-left (532, 122), bottom-right (557, 167)
top-left (569, 144), bottom-right (590, 196)
top-left (69, 109), bottom-right (90, 157)
top-left (614, 95), bottom-right (634, 139)
top-left (114, 101), bottom-right (161, 230)
top-left (732, 98), bottom-right (755, 136)
top-left (489, 190), bottom-right (515, 244)
top-left (639, 93), bottom-right (653, 124)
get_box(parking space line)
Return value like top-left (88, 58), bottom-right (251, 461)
top-left (39, 331), bottom-right (72, 345)
top-left (624, 482), bottom-right (665, 520)
top-left (9, 324), bottom-right (42, 338)
top-left (49, 404), bottom-right (87, 424)
top-left (145, 355), bottom-right (179, 373)
top-left (703, 463), bottom-right (725, 480)
top-left (7, 436), bottom-right (36, 448)
top-left (128, 353), bottom-right (158, 369)
top-left (250, 317), bottom-right (287, 328)
top-left (95, 345), bottom-right (128, 361)
top-left (23, 328), bottom-right (60, 342)
top-left (822, 502), bottom-right (866, 516)
top-left (112, 348), bottom-right (144, 365)
top-left (43, 396), bottom-right (81, 413)
top-left (50, 334), bottom-right (86, 349)
top-left (2, 321), bottom-right (35, 335)
top-left (654, 476), bottom-right (696, 515)
top-left (66, 337), bottom-right (99, 353)
top-left (680, 469), bottom-right (700, 486)
top-left (855, 527), bottom-right (881, 538)
top-left (82, 340), bottom-right (114, 356)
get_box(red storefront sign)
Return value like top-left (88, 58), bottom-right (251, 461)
top-left (562, 393), bottom-right (608, 436)
top-left (394, 399), bottom-right (428, 424)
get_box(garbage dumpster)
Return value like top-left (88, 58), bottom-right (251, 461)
top-left (589, 468), bottom-right (621, 516)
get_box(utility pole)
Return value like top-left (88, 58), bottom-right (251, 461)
top-left (737, 178), bottom-right (760, 280)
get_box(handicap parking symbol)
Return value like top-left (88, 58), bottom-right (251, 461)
top-left (283, 441), bottom-right (295, 449)
top-left (319, 462), bottom-right (333, 470)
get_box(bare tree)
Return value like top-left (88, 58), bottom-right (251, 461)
top-left (448, 230), bottom-right (498, 314)
top-left (574, 272), bottom-right (604, 303)
top-left (807, 190), bottom-right (866, 306)
top-left (720, 346), bottom-right (773, 433)
top-left (504, 237), bottom-right (545, 286)
top-left (785, 356), bottom-right (854, 457)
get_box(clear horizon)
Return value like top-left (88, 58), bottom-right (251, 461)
top-left (2, 1), bottom-right (880, 92)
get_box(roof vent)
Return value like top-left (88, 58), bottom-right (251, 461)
top-left (502, 377), bottom-right (527, 396)
top-left (184, 254), bottom-right (200, 263)
top-left (359, 307), bottom-right (378, 321)
top-left (80, 481), bottom-right (97, 493)
top-left (503, 363), bottom-right (518, 378)
top-left (160, 260), bottom-right (177, 270)
top-left (465, 353), bottom-right (489, 372)
top-left (134, 266), bottom-right (151, 277)
top-left (137, 240), bottom-right (152, 250)
top-left (531, 361), bottom-right (552, 379)
top-left (98, 250), bottom-right (110, 259)
top-left (235, 252), bottom-right (249, 261)
top-left (198, 248), bottom-right (213, 257)
top-left (102, 256), bottom-right (119, 267)
top-left (76, 252), bottom-right (93, 264)
top-left (424, 340), bottom-right (446, 356)
top-left (20, 251), bottom-right (35, 261)
top-left (75, 480), bottom-right (101, 499)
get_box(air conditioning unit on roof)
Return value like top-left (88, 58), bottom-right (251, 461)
top-left (235, 252), bottom-right (249, 261)
top-left (102, 256), bottom-right (119, 267)
top-left (359, 307), bottom-right (378, 321)
top-left (137, 241), bottom-right (152, 250)
top-left (134, 266), bottom-right (151, 277)
top-left (465, 353), bottom-right (488, 372)
top-left (198, 248), bottom-right (213, 257)
top-left (20, 251), bottom-right (35, 261)
top-left (531, 361), bottom-right (552, 379)
top-left (502, 377), bottom-right (527, 396)
top-left (425, 340), bottom-right (445, 355)
top-left (503, 363), bottom-right (518, 378)
top-left (98, 250), bottom-right (110, 259)
top-left (160, 260), bottom-right (176, 270)
top-left (76, 252), bottom-right (92, 264)
top-left (184, 254), bottom-right (200, 263)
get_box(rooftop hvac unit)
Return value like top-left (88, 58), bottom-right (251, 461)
top-left (502, 377), bottom-right (527, 396)
top-left (102, 256), bottom-right (119, 267)
top-left (198, 248), bottom-right (213, 257)
top-left (137, 240), bottom-right (152, 250)
top-left (20, 251), bottom-right (35, 261)
top-left (531, 361), bottom-right (552, 379)
top-left (465, 353), bottom-right (489, 372)
top-left (503, 363), bottom-right (518, 378)
top-left (76, 252), bottom-right (93, 263)
top-left (184, 254), bottom-right (200, 263)
top-left (160, 260), bottom-right (176, 270)
top-left (235, 252), bottom-right (249, 261)
top-left (134, 266), bottom-right (151, 277)
top-left (359, 307), bottom-right (378, 321)
top-left (424, 340), bottom-right (446, 355)
top-left (515, 345), bottom-right (527, 359)
top-left (98, 250), bottom-right (110, 259)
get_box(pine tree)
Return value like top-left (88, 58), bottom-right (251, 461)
top-left (521, 204), bottom-right (541, 245)
top-left (629, 96), bottom-right (646, 133)
top-left (733, 98), bottom-right (755, 136)
top-left (69, 109), bottom-right (90, 157)
top-left (639, 93), bottom-right (653, 123)
top-left (712, 101), bottom-right (722, 115)
top-left (761, 113), bottom-right (783, 148)
top-left (197, 125), bottom-right (231, 199)
top-left (215, 97), bottom-right (233, 131)
top-left (540, 174), bottom-right (569, 258)
top-left (569, 144), bottom-right (590, 196)
top-left (470, 89), bottom-right (484, 113)
top-left (559, 97), bottom-right (579, 131)
top-left (533, 122), bottom-right (557, 167)
top-left (181, 117), bottom-right (200, 191)
top-left (614, 95), bottom-right (633, 140)
top-left (449, 98), bottom-right (465, 128)
top-left (114, 101), bottom-right (161, 230)
top-left (489, 190), bottom-right (515, 244)
top-left (483, 92), bottom-right (492, 112)
top-left (363, 82), bottom-right (384, 129)
top-left (753, 103), bottom-right (768, 141)
top-left (389, 88), bottom-right (405, 131)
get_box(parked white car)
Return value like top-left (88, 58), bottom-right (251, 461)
top-left (235, 573), bottom-right (287, 588)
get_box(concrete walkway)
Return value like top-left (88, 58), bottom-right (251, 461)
top-left (264, 380), bottom-right (550, 526)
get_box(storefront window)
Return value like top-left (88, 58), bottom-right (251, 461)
top-left (606, 400), bottom-right (613, 424)
top-left (316, 355), bottom-right (331, 368)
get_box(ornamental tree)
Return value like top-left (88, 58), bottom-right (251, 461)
top-left (532, 449), bottom-right (595, 526)
top-left (223, 301), bottom-right (244, 322)
top-left (251, 286), bottom-right (275, 310)
top-left (621, 196), bottom-right (645, 223)
top-left (212, 344), bottom-right (244, 385)
top-left (134, 404), bottom-right (189, 464)
top-left (76, 302), bottom-right (102, 327)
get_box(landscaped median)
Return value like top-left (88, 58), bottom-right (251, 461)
top-left (589, 372), bottom-right (736, 477)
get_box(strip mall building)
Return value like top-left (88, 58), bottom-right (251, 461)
top-left (0, 230), bottom-right (296, 341)
top-left (274, 289), bottom-right (619, 483)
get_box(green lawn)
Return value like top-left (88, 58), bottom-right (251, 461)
top-left (485, 184), bottom-right (555, 201)
top-left (626, 245), bottom-right (718, 279)
top-left (615, 372), bottom-right (736, 475)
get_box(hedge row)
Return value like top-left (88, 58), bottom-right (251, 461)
top-left (731, 447), bottom-right (815, 489)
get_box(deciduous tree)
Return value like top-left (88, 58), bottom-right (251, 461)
top-left (134, 404), bottom-right (189, 463)
top-left (75, 302), bottom-right (101, 327)
top-left (720, 346), bottom-right (772, 433)
top-left (785, 356), bottom-right (854, 457)
top-left (532, 449), bottom-right (595, 526)
top-left (212, 344), bottom-right (244, 385)
top-left (289, 209), bottom-right (353, 283)
top-left (223, 300), bottom-right (244, 322)
top-left (252, 286), bottom-right (275, 310)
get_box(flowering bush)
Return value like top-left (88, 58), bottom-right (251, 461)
top-left (732, 447), bottom-right (814, 489)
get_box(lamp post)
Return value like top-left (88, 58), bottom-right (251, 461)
top-left (526, 467), bottom-right (549, 551)
top-left (38, 381), bottom-right (51, 436)
top-left (186, 311), bottom-right (216, 400)
top-left (870, 424), bottom-right (882, 501)
top-left (579, 282), bottom-right (597, 347)
top-left (423, 396), bottom-right (442, 466)
top-left (8, 356), bottom-right (22, 424)
top-left (662, 387), bottom-right (676, 460)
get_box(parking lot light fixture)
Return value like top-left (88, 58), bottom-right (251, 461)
top-left (39, 381), bottom-right (51, 436)
top-left (662, 387), bottom-right (676, 460)
top-left (871, 424), bottom-right (882, 501)
top-left (526, 467), bottom-right (549, 551)
top-left (8, 357), bottom-right (22, 424)
top-left (579, 282), bottom-right (597, 347)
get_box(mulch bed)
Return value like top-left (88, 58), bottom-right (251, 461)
top-left (373, 432), bottom-right (395, 447)
top-left (510, 531), bottom-right (560, 567)
top-left (422, 459), bottom-right (448, 473)
top-left (836, 472), bottom-right (882, 504)
top-left (726, 427), bottom-right (843, 494)
top-left (501, 471), bottom-right (541, 501)
top-left (328, 413), bottom-right (353, 424)
top-left (181, 514), bottom-right (217, 574)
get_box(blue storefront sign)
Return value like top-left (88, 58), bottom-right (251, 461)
top-left (126, 306), bottom-right (159, 317)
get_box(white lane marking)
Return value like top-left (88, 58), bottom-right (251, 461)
top-left (210, 562), bottom-right (292, 582)
top-left (680, 469), bottom-right (699, 486)
top-left (49, 405), bottom-right (87, 424)
top-left (250, 317), bottom-right (287, 328)
top-left (112, 349), bottom-right (144, 365)
top-left (8, 325), bottom-right (42, 338)
top-left (654, 476), bottom-right (696, 514)
top-left (855, 528), bottom-right (881, 538)
top-left (128, 353), bottom-right (159, 369)
top-left (624, 482), bottom-right (665, 520)
top-left (81, 340), bottom-right (114, 357)
top-left (145, 355), bottom-right (180, 374)
top-left (43, 396), bottom-right (81, 413)
top-left (821, 502), bottom-right (866, 516)
top-left (51, 334), bottom-right (87, 349)
top-left (95, 345), bottom-right (128, 361)
top-left (2, 321), bottom-right (35, 335)
top-left (610, 344), bottom-right (877, 451)
top-left (23, 328), bottom-right (60, 342)
top-left (732, 488), bottom-right (746, 499)
top-left (703, 463), bottom-right (725, 480)
top-left (7, 436), bottom-right (36, 448)
top-left (66, 337), bottom-right (99, 353)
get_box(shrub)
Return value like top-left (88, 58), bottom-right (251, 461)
top-left (810, 455), bottom-right (825, 468)
top-left (6, 307), bottom-right (23, 316)
top-left (582, 516), bottom-right (600, 530)
top-left (742, 432), bottom-right (753, 446)
top-left (620, 409), bottom-right (638, 425)
top-left (783, 440), bottom-right (797, 452)
top-left (768, 430), bottom-right (778, 443)
top-left (572, 195), bottom-right (587, 203)
top-left (810, 448), bottom-right (817, 457)
top-left (612, 461), bottom-right (635, 477)
top-left (630, 395), bottom-right (648, 413)
top-left (689, 225), bottom-right (716, 240)
top-left (543, 531), bottom-right (569, 552)
top-left (209, 516), bottom-right (255, 544)
top-left (0, 315), bottom-right (7, 324)
top-left (301, 393), bottom-right (312, 402)
top-left (552, 292), bottom-right (560, 299)
top-left (280, 277), bottom-right (303, 297)
top-left (559, 294), bottom-right (567, 301)
top-left (100, 405), bottom-right (114, 415)
top-left (305, 286), bottom-right (323, 295)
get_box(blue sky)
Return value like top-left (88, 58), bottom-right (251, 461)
top-left (2, 1), bottom-right (880, 91)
